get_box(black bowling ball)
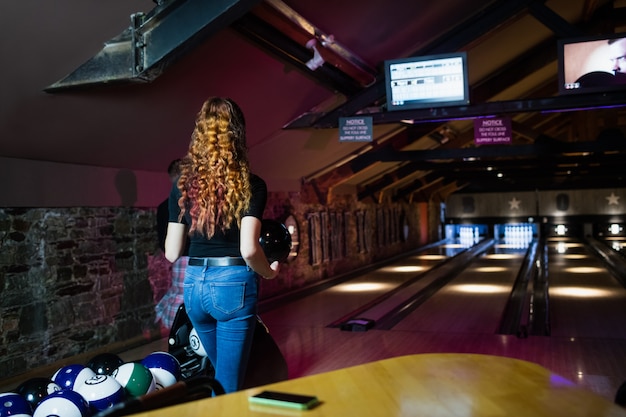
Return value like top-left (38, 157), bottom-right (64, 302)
top-left (86, 352), bottom-right (124, 376)
top-left (16, 377), bottom-right (61, 409)
top-left (259, 219), bottom-right (292, 263)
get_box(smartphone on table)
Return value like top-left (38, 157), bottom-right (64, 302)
top-left (249, 390), bottom-right (320, 410)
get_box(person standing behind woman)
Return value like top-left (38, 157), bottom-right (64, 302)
top-left (155, 159), bottom-right (189, 333)
top-left (165, 97), bottom-right (280, 393)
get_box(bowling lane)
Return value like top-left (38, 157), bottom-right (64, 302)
top-left (546, 238), bottom-right (626, 339)
top-left (391, 241), bottom-right (529, 334)
top-left (259, 241), bottom-right (476, 327)
top-left (602, 236), bottom-right (626, 256)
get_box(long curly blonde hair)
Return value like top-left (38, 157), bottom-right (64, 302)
top-left (177, 97), bottom-right (251, 238)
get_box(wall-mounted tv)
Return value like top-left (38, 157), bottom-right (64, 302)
top-left (384, 52), bottom-right (470, 111)
top-left (558, 32), bottom-right (626, 95)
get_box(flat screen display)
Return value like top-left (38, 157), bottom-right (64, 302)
top-left (384, 52), bottom-right (470, 111)
top-left (558, 32), bottom-right (626, 95)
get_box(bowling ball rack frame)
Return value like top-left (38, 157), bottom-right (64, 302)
top-left (167, 304), bottom-right (214, 380)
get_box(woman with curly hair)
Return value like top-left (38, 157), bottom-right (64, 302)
top-left (165, 97), bottom-right (280, 393)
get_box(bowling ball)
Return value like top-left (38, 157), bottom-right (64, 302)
top-left (0, 392), bottom-right (32, 417)
top-left (112, 362), bottom-right (156, 397)
top-left (259, 219), bottom-right (292, 263)
top-left (140, 352), bottom-right (181, 389)
top-left (75, 375), bottom-right (125, 412)
top-left (16, 378), bottom-right (61, 409)
top-left (52, 364), bottom-right (96, 391)
top-left (32, 390), bottom-right (90, 417)
top-left (86, 353), bottom-right (124, 376)
top-left (188, 328), bottom-right (208, 357)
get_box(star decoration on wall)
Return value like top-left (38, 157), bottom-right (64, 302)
top-left (509, 197), bottom-right (521, 210)
top-left (606, 192), bottom-right (620, 206)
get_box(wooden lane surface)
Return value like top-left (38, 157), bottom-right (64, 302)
top-left (548, 239), bottom-right (626, 339)
top-left (392, 246), bottom-right (526, 334)
top-left (259, 245), bottom-right (460, 328)
top-left (131, 353), bottom-right (626, 417)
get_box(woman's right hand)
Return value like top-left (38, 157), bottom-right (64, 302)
top-left (263, 260), bottom-right (281, 279)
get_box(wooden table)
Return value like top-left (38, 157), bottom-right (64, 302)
top-left (132, 353), bottom-right (626, 417)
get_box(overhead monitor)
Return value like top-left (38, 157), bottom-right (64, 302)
top-left (558, 32), bottom-right (626, 95)
top-left (384, 52), bottom-right (470, 111)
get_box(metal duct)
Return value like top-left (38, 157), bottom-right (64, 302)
top-left (45, 0), bottom-right (261, 92)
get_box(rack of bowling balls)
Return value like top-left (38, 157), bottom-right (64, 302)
top-left (0, 350), bottom-right (221, 417)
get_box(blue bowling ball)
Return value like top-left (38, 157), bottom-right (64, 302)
top-left (0, 392), bottom-right (32, 417)
top-left (141, 352), bottom-right (181, 389)
top-left (52, 364), bottom-right (96, 391)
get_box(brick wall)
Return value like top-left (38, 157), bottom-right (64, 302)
top-left (0, 207), bottom-right (161, 378)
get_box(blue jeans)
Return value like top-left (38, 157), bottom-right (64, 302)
top-left (183, 264), bottom-right (258, 393)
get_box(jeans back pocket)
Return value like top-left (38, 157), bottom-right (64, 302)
top-left (209, 282), bottom-right (246, 315)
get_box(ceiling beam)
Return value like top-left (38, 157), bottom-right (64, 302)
top-left (255, 0), bottom-right (377, 86)
top-left (350, 133), bottom-right (626, 171)
top-left (470, 36), bottom-right (557, 104)
top-left (527, 1), bottom-right (585, 37)
top-left (361, 91), bottom-right (626, 127)
top-left (232, 12), bottom-right (363, 96)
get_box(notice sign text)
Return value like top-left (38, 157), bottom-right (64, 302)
top-left (339, 116), bottom-right (373, 142)
top-left (474, 117), bottom-right (512, 145)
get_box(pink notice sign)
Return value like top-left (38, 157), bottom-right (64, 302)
top-left (474, 117), bottom-right (512, 145)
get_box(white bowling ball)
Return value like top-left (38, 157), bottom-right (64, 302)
top-left (188, 328), bottom-right (208, 357)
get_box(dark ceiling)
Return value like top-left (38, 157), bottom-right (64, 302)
top-left (2, 0), bottom-right (626, 204)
